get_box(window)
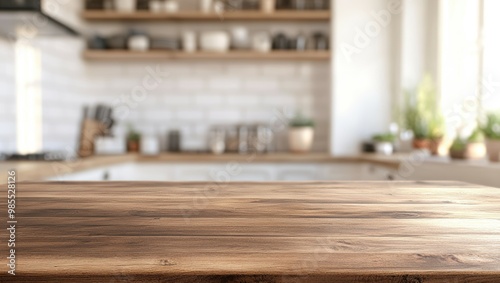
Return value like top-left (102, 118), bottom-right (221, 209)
top-left (15, 42), bottom-right (42, 154)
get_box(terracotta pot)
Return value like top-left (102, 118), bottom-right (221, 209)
top-left (412, 139), bottom-right (430, 150)
top-left (430, 138), bottom-right (452, 156)
top-left (450, 143), bottom-right (486, 160)
top-left (486, 139), bottom-right (500, 162)
top-left (429, 138), bottom-right (442, 155)
top-left (127, 140), bottom-right (140, 153)
top-left (288, 127), bottom-right (314, 153)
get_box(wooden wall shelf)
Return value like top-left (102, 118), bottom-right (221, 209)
top-left (83, 50), bottom-right (331, 61)
top-left (82, 10), bottom-right (330, 21)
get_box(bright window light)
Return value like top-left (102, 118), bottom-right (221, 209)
top-left (15, 42), bottom-right (42, 154)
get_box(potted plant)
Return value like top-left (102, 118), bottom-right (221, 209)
top-left (288, 114), bottom-right (315, 153)
top-left (481, 112), bottom-right (500, 162)
top-left (402, 75), bottom-right (443, 151)
top-left (428, 114), bottom-right (445, 156)
top-left (449, 138), bottom-right (467, 159)
top-left (126, 126), bottom-right (141, 153)
top-left (466, 128), bottom-right (487, 159)
top-left (405, 106), bottom-right (429, 149)
top-left (372, 133), bottom-right (396, 155)
top-left (449, 129), bottom-right (486, 160)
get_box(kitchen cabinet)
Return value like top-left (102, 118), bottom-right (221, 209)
top-left (47, 162), bottom-right (398, 182)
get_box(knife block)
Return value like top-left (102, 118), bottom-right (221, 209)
top-left (77, 119), bottom-right (107, 157)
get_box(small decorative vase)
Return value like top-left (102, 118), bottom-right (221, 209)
top-left (115, 0), bottom-right (136, 12)
top-left (375, 142), bottom-right (394, 155)
top-left (450, 143), bottom-right (486, 160)
top-left (288, 127), bottom-right (314, 153)
top-left (429, 138), bottom-right (443, 156)
top-left (485, 139), bottom-right (500, 162)
top-left (466, 142), bottom-right (486, 159)
top-left (261, 0), bottom-right (276, 13)
top-left (127, 140), bottom-right (140, 153)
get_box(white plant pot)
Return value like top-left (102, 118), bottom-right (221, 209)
top-left (115, 0), bottom-right (136, 12)
top-left (486, 139), bottom-right (500, 162)
top-left (261, 0), bottom-right (276, 13)
top-left (375, 142), bottom-right (394, 155)
top-left (288, 127), bottom-right (314, 153)
top-left (200, 31), bottom-right (230, 52)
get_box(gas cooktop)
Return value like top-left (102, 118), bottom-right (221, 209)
top-left (0, 152), bottom-right (67, 161)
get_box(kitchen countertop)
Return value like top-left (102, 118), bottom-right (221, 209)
top-left (0, 153), bottom-right (402, 183)
top-left (1, 152), bottom-right (499, 184)
top-left (2, 181), bottom-right (500, 282)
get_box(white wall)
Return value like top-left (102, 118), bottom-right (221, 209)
top-left (37, 38), bottom-right (88, 151)
top-left (331, 0), bottom-right (401, 155)
top-left (0, 39), bottom-right (17, 152)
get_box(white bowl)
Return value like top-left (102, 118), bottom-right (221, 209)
top-left (200, 31), bottom-right (230, 52)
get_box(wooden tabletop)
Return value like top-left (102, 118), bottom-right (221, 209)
top-left (2, 181), bottom-right (500, 282)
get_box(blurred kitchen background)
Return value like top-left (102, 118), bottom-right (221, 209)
top-left (0, 0), bottom-right (499, 186)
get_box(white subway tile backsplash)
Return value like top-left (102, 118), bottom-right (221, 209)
top-left (244, 78), bottom-right (280, 91)
top-left (175, 109), bottom-right (205, 121)
top-left (161, 94), bottom-right (192, 106)
top-left (194, 93), bottom-right (224, 106)
top-left (226, 95), bottom-right (260, 106)
top-left (261, 95), bottom-right (297, 107)
top-left (207, 109), bottom-right (242, 123)
top-left (143, 109), bottom-right (174, 122)
top-left (208, 77), bottom-right (241, 91)
top-left (262, 64), bottom-right (297, 76)
top-left (177, 78), bottom-right (206, 91)
top-left (225, 65), bottom-right (260, 75)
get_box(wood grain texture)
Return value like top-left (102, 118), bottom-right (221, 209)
top-left (1, 181), bottom-right (500, 282)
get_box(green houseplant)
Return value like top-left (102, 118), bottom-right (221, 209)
top-left (449, 128), bottom-right (486, 160)
top-left (126, 126), bottom-right (141, 153)
top-left (403, 75), bottom-right (444, 152)
top-left (428, 114), bottom-right (445, 155)
top-left (288, 113), bottom-right (315, 153)
top-left (372, 133), bottom-right (396, 155)
top-left (481, 112), bottom-right (500, 162)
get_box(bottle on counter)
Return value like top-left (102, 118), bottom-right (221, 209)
top-left (209, 126), bottom-right (226, 155)
top-left (167, 130), bottom-right (181, 152)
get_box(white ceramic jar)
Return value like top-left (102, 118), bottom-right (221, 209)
top-left (128, 35), bottom-right (150, 51)
top-left (149, 0), bottom-right (163, 13)
top-left (114, 0), bottom-right (136, 12)
top-left (140, 136), bottom-right (160, 156)
top-left (182, 31), bottom-right (197, 52)
top-left (262, 0), bottom-right (276, 13)
top-left (200, 31), bottom-right (230, 52)
top-left (164, 0), bottom-right (179, 13)
top-left (200, 0), bottom-right (213, 13)
top-left (288, 127), bottom-right (314, 153)
top-left (252, 32), bottom-right (271, 53)
top-left (231, 26), bottom-right (250, 49)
